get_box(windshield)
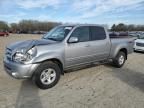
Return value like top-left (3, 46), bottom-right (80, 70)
top-left (138, 35), bottom-right (144, 39)
top-left (43, 26), bottom-right (73, 41)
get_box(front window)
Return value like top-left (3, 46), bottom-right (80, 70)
top-left (70, 26), bottom-right (90, 42)
top-left (43, 26), bottom-right (73, 41)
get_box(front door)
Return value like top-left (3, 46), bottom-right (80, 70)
top-left (65, 26), bottom-right (91, 68)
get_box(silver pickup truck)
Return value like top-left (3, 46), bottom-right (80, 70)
top-left (3, 24), bottom-right (134, 89)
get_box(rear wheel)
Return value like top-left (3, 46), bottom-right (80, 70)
top-left (33, 61), bottom-right (61, 89)
top-left (113, 51), bottom-right (126, 68)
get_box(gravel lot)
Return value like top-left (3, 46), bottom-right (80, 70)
top-left (0, 34), bottom-right (144, 108)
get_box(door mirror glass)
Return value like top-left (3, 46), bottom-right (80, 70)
top-left (68, 37), bottom-right (79, 43)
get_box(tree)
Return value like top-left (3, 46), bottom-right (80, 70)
top-left (17, 20), bottom-right (61, 33)
top-left (115, 23), bottom-right (127, 31)
top-left (111, 24), bottom-right (116, 31)
top-left (10, 23), bottom-right (19, 33)
top-left (111, 23), bottom-right (144, 31)
top-left (0, 21), bottom-right (9, 31)
top-left (127, 24), bottom-right (135, 31)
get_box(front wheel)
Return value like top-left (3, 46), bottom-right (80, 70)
top-left (113, 51), bottom-right (126, 68)
top-left (33, 61), bottom-right (61, 89)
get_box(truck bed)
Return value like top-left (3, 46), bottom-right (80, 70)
top-left (109, 37), bottom-right (134, 59)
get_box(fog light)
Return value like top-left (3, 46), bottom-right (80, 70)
top-left (12, 72), bottom-right (18, 77)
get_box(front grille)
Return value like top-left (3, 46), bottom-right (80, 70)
top-left (6, 48), bottom-right (12, 61)
top-left (136, 42), bottom-right (144, 47)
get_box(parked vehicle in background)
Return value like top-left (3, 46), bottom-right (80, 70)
top-left (3, 24), bottom-right (134, 89)
top-left (109, 32), bottom-right (128, 38)
top-left (17, 30), bottom-right (47, 34)
top-left (0, 31), bottom-right (9, 36)
top-left (129, 32), bottom-right (137, 38)
top-left (119, 32), bottom-right (128, 37)
top-left (109, 32), bottom-right (119, 38)
top-left (134, 35), bottom-right (144, 52)
top-left (129, 31), bottom-right (144, 38)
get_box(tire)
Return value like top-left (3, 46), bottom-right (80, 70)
top-left (113, 51), bottom-right (126, 68)
top-left (33, 61), bottom-right (61, 89)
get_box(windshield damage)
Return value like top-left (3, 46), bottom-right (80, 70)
top-left (43, 26), bottom-right (73, 41)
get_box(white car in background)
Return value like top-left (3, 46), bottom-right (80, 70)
top-left (134, 35), bottom-right (144, 52)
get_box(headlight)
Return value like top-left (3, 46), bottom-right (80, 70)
top-left (13, 47), bottom-right (37, 63)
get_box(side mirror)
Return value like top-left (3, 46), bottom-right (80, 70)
top-left (68, 37), bottom-right (79, 43)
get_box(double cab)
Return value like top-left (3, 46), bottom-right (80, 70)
top-left (4, 24), bottom-right (134, 89)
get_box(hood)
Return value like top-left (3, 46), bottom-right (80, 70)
top-left (7, 39), bottom-right (57, 51)
top-left (135, 39), bottom-right (144, 43)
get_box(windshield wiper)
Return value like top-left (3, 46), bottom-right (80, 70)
top-left (43, 37), bottom-right (58, 41)
top-left (49, 38), bottom-right (59, 41)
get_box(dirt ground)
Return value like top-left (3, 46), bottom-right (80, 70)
top-left (0, 34), bottom-right (144, 108)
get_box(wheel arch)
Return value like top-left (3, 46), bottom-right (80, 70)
top-left (40, 58), bottom-right (64, 75)
top-left (119, 48), bottom-right (127, 59)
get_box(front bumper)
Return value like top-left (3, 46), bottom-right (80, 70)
top-left (3, 57), bottom-right (39, 79)
top-left (134, 46), bottom-right (144, 52)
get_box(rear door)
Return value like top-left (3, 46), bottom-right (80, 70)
top-left (89, 26), bottom-right (111, 61)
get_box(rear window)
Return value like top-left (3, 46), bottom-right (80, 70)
top-left (90, 26), bottom-right (106, 40)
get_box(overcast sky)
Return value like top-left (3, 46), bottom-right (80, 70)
top-left (0, 0), bottom-right (144, 26)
